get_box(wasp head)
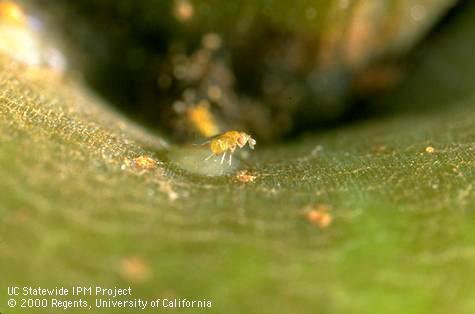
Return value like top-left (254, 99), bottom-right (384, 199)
top-left (238, 132), bottom-right (256, 149)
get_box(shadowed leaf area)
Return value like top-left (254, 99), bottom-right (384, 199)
top-left (1, 2), bottom-right (475, 314)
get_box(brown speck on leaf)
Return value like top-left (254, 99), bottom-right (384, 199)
top-left (119, 256), bottom-right (151, 283)
top-left (236, 170), bottom-right (257, 183)
top-left (122, 156), bottom-right (159, 173)
top-left (425, 146), bottom-right (435, 153)
top-left (304, 204), bottom-right (333, 229)
top-left (133, 155), bottom-right (157, 170)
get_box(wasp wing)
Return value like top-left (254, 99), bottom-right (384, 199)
top-left (191, 133), bottom-right (225, 146)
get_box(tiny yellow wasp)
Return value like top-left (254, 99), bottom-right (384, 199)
top-left (202, 131), bottom-right (256, 165)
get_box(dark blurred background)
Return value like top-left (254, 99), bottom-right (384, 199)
top-left (27, 0), bottom-right (462, 142)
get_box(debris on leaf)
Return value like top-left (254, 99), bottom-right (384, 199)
top-left (235, 170), bottom-right (257, 183)
top-left (133, 155), bottom-right (157, 170)
top-left (122, 155), bottom-right (159, 173)
top-left (119, 256), bottom-right (151, 283)
top-left (304, 204), bottom-right (333, 229)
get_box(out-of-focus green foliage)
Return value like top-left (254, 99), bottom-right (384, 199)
top-left (1, 1), bottom-right (475, 314)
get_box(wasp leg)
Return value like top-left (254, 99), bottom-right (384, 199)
top-left (228, 146), bottom-right (236, 166)
top-left (205, 153), bottom-right (215, 161)
top-left (228, 152), bottom-right (233, 165)
top-left (220, 152), bottom-right (226, 164)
